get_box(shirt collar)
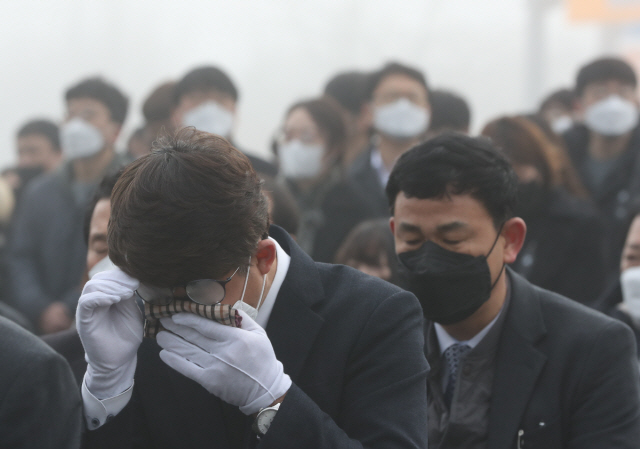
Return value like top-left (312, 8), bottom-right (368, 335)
top-left (255, 237), bottom-right (290, 329)
top-left (370, 147), bottom-right (391, 188)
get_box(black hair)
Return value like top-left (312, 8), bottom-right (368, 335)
top-left (65, 77), bottom-right (129, 125)
top-left (386, 132), bottom-right (518, 228)
top-left (538, 88), bottom-right (576, 113)
top-left (16, 119), bottom-right (60, 151)
top-left (365, 62), bottom-right (429, 100)
top-left (428, 89), bottom-right (471, 133)
top-left (83, 169), bottom-right (123, 245)
top-left (323, 71), bottom-right (370, 115)
top-left (575, 57), bottom-right (637, 97)
top-left (174, 66), bottom-right (238, 104)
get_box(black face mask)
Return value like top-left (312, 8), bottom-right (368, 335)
top-left (398, 229), bottom-right (504, 325)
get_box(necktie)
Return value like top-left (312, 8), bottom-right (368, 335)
top-left (443, 343), bottom-right (472, 408)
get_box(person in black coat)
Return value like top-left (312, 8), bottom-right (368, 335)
top-left (387, 134), bottom-right (640, 448)
top-left (78, 129), bottom-right (429, 448)
top-left (482, 116), bottom-right (607, 306)
top-left (594, 203), bottom-right (640, 356)
top-left (562, 57), bottom-right (640, 279)
top-left (0, 315), bottom-right (82, 448)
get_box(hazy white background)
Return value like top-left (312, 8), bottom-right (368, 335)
top-left (0, 0), bottom-right (625, 168)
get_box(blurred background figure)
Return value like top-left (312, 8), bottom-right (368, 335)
top-left (537, 88), bottom-right (577, 135)
top-left (424, 89), bottom-right (471, 139)
top-left (126, 81), bottom-right (177, 160)
top-left (0, 176), bottom-right (31, 331)
top-left (43, 170), bottom-right (122, 385)
top-left (563, 57), bottom-right (640, 282)
top-left (2, 119), bottom-right (62, 206)
top-left (334, 218), bottom-right (399, 285)
top-left (126, 127), bottom-right (147, 160)
top-left (323, 70), bottom-right (372, 168)
top-left (6, 77), bottom-right (130, 334)
top-left (482, 116), bottom-right (607, 306)
top-left (596, 201), bottom-right (640, 357)
top-left (261, 175), bottom-right (300, 240)
top-left (274, 96), bottom-right (374, 262)
top-left (172, 66), bottom-right (277, 177)
top-left (349, 62), bottom-right (431, 218)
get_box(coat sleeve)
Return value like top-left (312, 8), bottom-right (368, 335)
top-left (5, 185), bottom-right (54, 324)
top-left (567, 320), bottom-right (640, 448)
top-left (259, 291), bottom-right (430, 449)
top-left (0, 346), bottom-right (83, 448)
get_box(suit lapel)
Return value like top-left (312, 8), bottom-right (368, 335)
top-left (488, 271), bottom-right (547, 449)
top-left (266, 227), bottom-right (325, 384)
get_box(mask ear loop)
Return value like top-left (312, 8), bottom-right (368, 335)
top-left (239, 257), bottom-right (251, 305)
top-left (255, 273), bottom-right (267, 311)
top-left (486, 222), bottom-right (506, 291)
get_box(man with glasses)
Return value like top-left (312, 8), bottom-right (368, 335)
top-left (563, 57), bottom-right (640, 279)
top-left (77, 129), bottom-right (429, 448)
top-left (348, 62), bottom-right (431, 219)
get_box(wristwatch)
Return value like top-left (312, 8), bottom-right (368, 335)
top-left (252, 402), bottom-right (281, 436)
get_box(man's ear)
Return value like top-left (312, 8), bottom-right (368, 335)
top-left (389, 216), bottom-right (396, 235)
top-left (255, 239), bottom-right (277, 275)
top-left (501, 217), bottom-right (526, 264)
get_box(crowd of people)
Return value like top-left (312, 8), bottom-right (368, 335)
top-left (1, 55), bottom-right (640, 448)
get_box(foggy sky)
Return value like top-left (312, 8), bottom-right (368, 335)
top-left (1, 0), bottom-right (605, 167)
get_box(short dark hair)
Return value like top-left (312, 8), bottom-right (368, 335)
top-left (16, 119), bottom-right (60, 151)
top-left (366, 62), bottom-right (429, 100)
top-left (174, 66), bottom-right (238, 104)
top-left (538, 88), bottom-right (576, 113)
top-left (428, 89), bottom-right (471, 133)
top-left (575, 57), bottom-right (637, 97)
top-left (142, 81), bottom-right (176, 123)
top-left (65, 77), bottom-right (129, 125)
top-left (324, 71), bottom-right (370, 115)
top-left (84, 170), bottom-right (123, 245)
top-left (108, 128), bottom-right (269, 287)
top-left (284, 97), bottom-right (348, 166)
top-left (386, 133), bottom-right (517, 228)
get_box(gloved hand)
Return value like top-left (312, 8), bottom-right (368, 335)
top-left (76, 268), bottom-right (143, 399)
top-left (157, 310), bottom-right (292, 415)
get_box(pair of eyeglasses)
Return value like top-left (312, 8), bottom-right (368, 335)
top-left (135, 267), bottom-right (241, 306)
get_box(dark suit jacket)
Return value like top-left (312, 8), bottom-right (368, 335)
top-left (510, 188), bottom-right (607, 306)
top-left (0, 316), bottom-right (82, 448)
top-left (425, 269), bottom-right (640, 449)
top-left (563, 124), bottom-right (640, 279)
top-left (348, 147), bottom-right (391, 219)
top-left (84, 226), bottom-right (429, 448)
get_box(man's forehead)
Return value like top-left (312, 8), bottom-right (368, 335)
top-left (393, 192), bottom-right (491, 228)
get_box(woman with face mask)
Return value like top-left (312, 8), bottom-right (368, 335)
top-left (274, 97), bottom-right (377, 262)
top-left (481, 116), bottom-right (607, 307)
top-left (594, 202), bottom-right (640, 358)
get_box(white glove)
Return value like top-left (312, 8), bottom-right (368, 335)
top-left (157, 310), bottom-right (292, 415)
top-left (76, 268), bottom-right (143, 399)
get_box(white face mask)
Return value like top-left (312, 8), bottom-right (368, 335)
top-left (88, 255), bottom-right (117, 279)
top-left (621, 266), bottom-right (640, 322)
top-left (60, 118), bottom-right (105, 160)
top-left (374, 98), bottom-right (430, 140)
top-left (182, 101), bottom-right (234, 138)
top-left (232, 259), bottom-right (267, 321)
top-left (551, 115), bottom-right (573, 134)
top-left (584, 95), bottom-right (639, 137)
top-left (278, 140), bottom-right (324, 180)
